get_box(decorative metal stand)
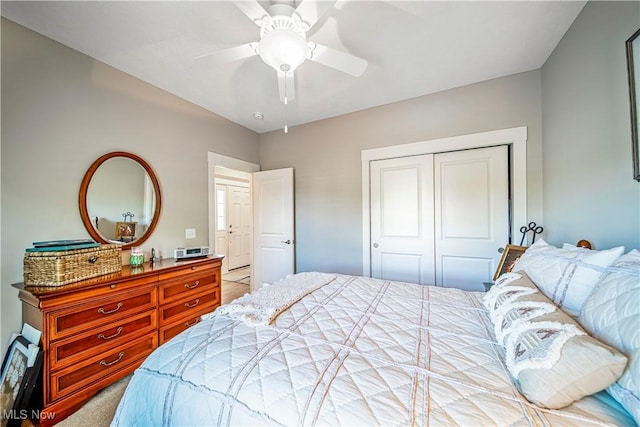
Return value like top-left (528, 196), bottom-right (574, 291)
top-left (519, 222), bottom-right (543, 246)
top-left (122, 212), bottom-right (135, 222)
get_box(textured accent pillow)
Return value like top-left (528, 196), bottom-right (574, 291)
top-left (511, 239), bottom-right (624, 316)
top-left (483, 272), bottom-right (628, 409)
top-left (579, 249), bottom-right (640, 425)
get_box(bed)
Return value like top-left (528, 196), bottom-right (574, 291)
top-left (112, 240), bottom-right (639, 426)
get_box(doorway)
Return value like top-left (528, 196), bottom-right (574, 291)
top-left (214, 167), bottom-right (252, 272)
top-left (209, 154), bottom-right (259, 303)
top-left (208, 153), bottom-right (295, 300)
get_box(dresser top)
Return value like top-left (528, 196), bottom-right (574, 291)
top-left (12, 255), bottom-right (224, 297)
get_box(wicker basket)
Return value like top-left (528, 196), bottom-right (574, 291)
top-left (23, 244), bottom-right (122, 286)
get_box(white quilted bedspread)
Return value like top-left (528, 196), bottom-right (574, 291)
top-left (111, 274), bottom-right (634, 426)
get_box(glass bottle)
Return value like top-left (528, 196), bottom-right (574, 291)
top-left (130, 246), bottom-right (144, 267)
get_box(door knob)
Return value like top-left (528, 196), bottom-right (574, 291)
top-left (281, 240), bottom-right (292, 245)
top-left (373, 243), bottom-right (379, 248)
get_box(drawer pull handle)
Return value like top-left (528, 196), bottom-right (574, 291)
top-left (98, 327), bottom-right (123, 340)
top-left (100, 352), bottom-right (124, 367)
top-left (185, 319), bottom-right (200, 327)
top-left (98, 302), bottom-right (123, 315)
top-left (184, 281), bottom-right (200, 289)
top-left (184, 298), bottom-right (200, 308)
top-left (88, 255), bottom-right (98, 263)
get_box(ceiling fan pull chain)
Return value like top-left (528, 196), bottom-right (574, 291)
top-left (284, 70), bottom-right (289, 133)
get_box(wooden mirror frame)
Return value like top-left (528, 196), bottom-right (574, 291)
top-left (79, 151), bottom-right (162, 250)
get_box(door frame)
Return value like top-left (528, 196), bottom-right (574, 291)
top-left (207, 152), bottom-right (260, 265)
top-left (361, 126), bottom-right (528, 277)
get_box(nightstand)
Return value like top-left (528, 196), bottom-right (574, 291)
top-left (483, 282), bottom-right (495, 292)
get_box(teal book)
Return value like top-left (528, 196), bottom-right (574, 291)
top-left (26, 242), bottom-right (101, 252)
top-left (32, 239), bottom-right (96, 248)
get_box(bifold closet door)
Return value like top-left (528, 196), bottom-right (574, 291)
top-left (370, 155), bottom-right (435, 285)
top-left (370, 146), bottom-right (509, 290)
top-left (434, 146), bottom-right (509, 291)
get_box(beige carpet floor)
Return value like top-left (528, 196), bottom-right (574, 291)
top-left (56, 375), bottom-right (130, 427)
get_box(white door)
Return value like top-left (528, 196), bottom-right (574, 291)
top-left (252, 168), bottom-right (295, 290)
top-left (370, 155), bottom-right (435, 285)
top-left (370, 147), bottom-right (509, 290)
top-left (434, 146), bottom-right (509, 291)
top-left (228, 185), bottom-right (251, 270)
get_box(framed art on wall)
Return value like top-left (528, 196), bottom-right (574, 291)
top-left (626, 28), bottom-right (640, 182)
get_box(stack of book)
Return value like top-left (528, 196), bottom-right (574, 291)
top-left (26, 239), bottom-right (100, 252)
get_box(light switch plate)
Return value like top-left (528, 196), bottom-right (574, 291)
top-left (185, 228), bottom-right (196, 239)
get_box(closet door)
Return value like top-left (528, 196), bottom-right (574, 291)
top-left (370, 155), bottom-right (435, 285)
top-left (434, 146), bottom-right (509, 291)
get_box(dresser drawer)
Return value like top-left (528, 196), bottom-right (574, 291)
top-left (50, 333), bottom-right (157, 402)
top-left (49, 286), bottom-right (157, 340)
top-left (159, 270), bottom-right (218, 304)
top-left (158, 261), bottom-right (219, 283)
top-left (159, 303), bottom-right (219, 344)
top-left (159, 289), bottom-right (219, 326)
top-left (49, 310), bottom-right (156, 371)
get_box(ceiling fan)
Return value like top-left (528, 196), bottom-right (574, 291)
top-left (199, 0), bottom-right (368, 104)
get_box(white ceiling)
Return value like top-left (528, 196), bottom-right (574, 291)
top-left (1, 0), bottom-right (586, 134)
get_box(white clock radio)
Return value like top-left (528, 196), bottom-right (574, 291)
top-left (174, 246), bottom-right (210, 260)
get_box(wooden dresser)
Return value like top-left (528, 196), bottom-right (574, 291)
top-left (12, 255), bottom-right (223, 425)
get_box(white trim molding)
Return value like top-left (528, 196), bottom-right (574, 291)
top-left (361, 126), bottom-right (528, 277)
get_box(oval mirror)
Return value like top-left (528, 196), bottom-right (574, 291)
top-left (79, 151), bottom-right (161, 250)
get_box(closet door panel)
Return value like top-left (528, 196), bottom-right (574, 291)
top-left (434, 146), bottom-right (509, 291)
top-left (370, 155), bottom-right (435, 285)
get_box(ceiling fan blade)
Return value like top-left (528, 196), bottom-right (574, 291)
top-left (294, 0), bottom-right (336, 30)
top-left (195, 42), bottom-right (258, 63)
top-left (277, 70), bottom-right (295, 103)
top-left (233, 0), bottom-right (270, 25)
top-left (308, 43), bottom-right (368, 77)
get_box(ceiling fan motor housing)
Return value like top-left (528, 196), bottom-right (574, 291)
top-left (258, 5), bottom-right (309, 72)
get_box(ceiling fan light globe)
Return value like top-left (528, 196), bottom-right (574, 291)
top-left (258, 29), bottom-right (307, 73)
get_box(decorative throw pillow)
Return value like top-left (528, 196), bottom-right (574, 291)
top-left (483, 272), bottom-right (628, 409)
top-left (579, 250), bottom-right (640, 425)
top-left (511, 239), bottom-right (624, 316)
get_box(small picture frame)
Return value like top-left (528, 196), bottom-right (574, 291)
top-left (0, 336), bottom-right (31, 416)
top-left (115, 222), bottom-right (137, 242)
top-left (493, 244), bottom-right (528, 281)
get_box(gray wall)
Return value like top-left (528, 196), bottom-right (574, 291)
top-left (1, 19), bottom-right (259, 351)
top-left (541, 1), bottom-right (640, 250)
top-left (259, 71), bottom-right (544, 275)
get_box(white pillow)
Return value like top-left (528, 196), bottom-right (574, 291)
top-left (579, 249), bottom-right (640, 425)
top-left (483, 272), bottom-right (627, 409)
top-left (511, 239), bottom-right (624, 316)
